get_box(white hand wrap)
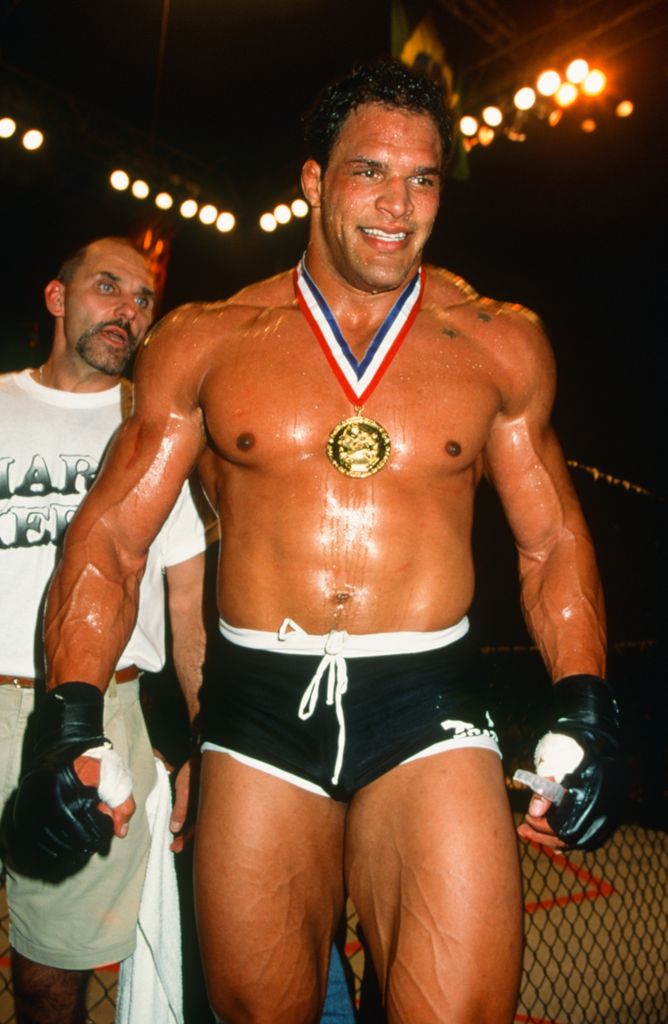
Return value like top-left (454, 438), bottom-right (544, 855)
top-left (534, 732), bottom-right (585, 783)
top-left (84, 746), bottom-right (134, 808)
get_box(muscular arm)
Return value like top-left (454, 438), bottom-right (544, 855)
top-left (44, 307), bottom-right (209, 692)
top-left (483, 312), bottom-right (606, 680)
top-left (484, 311), bottom-right (609, 847)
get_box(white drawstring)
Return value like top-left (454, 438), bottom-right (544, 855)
top-left (296, 628), bottom-right (349, 786)
top-left (220, 614), bottom-right (471, 790)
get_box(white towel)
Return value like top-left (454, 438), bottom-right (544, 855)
top-left (117, 758), bottom-right (184, 1024)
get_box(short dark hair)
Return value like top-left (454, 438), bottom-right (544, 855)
top-left (303, 58), bottom-right (452, 170)
top-left (56, 237), bottom-right (147, 284)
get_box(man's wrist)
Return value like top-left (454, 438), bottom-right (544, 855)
top-left (34, 681), bottom-right (108, 757)
top-left (552, 675), bottom-right (619, 733)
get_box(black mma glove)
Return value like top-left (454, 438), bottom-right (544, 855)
top-left (535, 675), bottom-right (623, 851)
top-left (2, 682), bottom-right (115, 881)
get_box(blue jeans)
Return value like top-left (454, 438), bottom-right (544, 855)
top-left (321, 944), bottom-right (356, 1022)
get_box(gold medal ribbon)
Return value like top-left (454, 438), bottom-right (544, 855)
top-left (294, 258), bottom-right (424, 478)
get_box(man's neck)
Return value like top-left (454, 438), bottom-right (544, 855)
top-left (40, 326), bottom-right (127, 392)
top-left (35, 355), bottom-right (121, 394)
top-left (301, 249), bottom-right (421, 355)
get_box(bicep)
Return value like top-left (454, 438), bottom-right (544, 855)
top-left (482, 318), bottom-right (584, 553)
top-left (484, 416), bottom-right (583, 556)
top-left (482, 323), bottom-right (604, 675)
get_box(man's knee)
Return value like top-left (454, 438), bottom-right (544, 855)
top-left (206, 955), bottom-right (327, 1024)
top-left (208, 987), bottom-right (324, 1024)
top-left (11, 950), bottom-right (89, 1024)
top-left (385, 957), bottom-right (518, 1024)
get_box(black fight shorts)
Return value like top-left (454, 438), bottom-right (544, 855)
top-left (200, 620), bottom-right (500, 801)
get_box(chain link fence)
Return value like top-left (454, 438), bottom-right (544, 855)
top-left (2, 819), bottom-right (666, 1024)
top-left (519, 825), bottom-right (667, 1023)
top-left (1, 644), bottom-right (665, 1022)
top-left (345, 823), bottom-right (668, 1024)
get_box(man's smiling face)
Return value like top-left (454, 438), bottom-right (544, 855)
top-left (312, 102), bottom-right (442, 294)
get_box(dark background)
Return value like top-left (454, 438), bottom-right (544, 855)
top-left (1, 0), bottom-right (665, 780)
top-left (1, 3), bottom-right (665, 1017)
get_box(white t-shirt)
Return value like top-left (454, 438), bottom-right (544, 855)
top-left (0, 369), bottom-right (208, 676)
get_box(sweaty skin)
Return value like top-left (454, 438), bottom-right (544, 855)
top-left (45, 274), bottom-right (604, 684)
top-left (45, 104), bottom-right (606, 1023)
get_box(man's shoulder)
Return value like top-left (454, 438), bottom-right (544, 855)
top-left (0, 368), bottom-right (24, 388)
top-left (0, 369), bottom-right (31, 407)
top-left (228, 268), bottom-right (295, 310)
top-left (146, 270), bottom-right (295, 349)
top-left (423, 265), bottom-right (480, 308)
top-left (425, 265), bottom-right (540, 318)
top-left (424, 265), bottom-right (546, 348)
top-left (423, 265), bottom-right (553, 409)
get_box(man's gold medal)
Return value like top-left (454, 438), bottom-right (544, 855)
top-left (294, 260), bottom-right (423, 480)
top-left (326, 414), bottom-right (391, 478)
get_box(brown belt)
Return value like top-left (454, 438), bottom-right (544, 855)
top-left (0, 665), bottom-right (141, 688)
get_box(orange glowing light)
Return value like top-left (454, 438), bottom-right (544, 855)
top-left (513, 87), bottom-right (536, 111)
top-left (566, 59), bottom-right (589, 84)
top-left (582, 69), bottom-right (606, 96)
top-left (482, 106), bottom-right (503, 127)
top-left (537, 70), bottom-right (561, 97)
top-left (555, 83), bottom-right (578, 107)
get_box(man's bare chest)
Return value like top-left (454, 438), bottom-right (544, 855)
top-left (201, 308), bottom-right (502, 475)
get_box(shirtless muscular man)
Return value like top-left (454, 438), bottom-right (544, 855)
top-left (31, 61), bottom-right (620, 1023)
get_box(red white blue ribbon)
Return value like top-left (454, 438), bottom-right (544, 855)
top-left (294, 258), bottom-right (424, 407)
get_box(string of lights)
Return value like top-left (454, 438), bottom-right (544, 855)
top-left (107, 170), bottom-right (311, 234)
top-left (0, 116), bottom-right (43, 150)
top-left (1, 53), bottom-right (636, 235)
top-left (1, 108), bottom-right (311, 235)
top-left (458, 56), bottom-right (634, 149)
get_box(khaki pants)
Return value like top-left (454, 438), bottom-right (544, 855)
top-left (0, 678), bottom-right (157, 969)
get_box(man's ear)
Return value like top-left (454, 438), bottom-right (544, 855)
top-left (300, 159), bottom-right (323, 209)
top-left (44, 280), bottom-right (65, 317)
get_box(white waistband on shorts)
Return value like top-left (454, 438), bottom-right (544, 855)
top-left (218, 616), bottom-right (469, 789)
top-left (219, 616), bottom-right (469, 656)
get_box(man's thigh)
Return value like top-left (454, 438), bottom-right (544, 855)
top-left (345, 748), bottom-right (523, 1024)
top-left (195, 752), bottom-right (347, 1023)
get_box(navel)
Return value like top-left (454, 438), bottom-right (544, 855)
top-left (446, 440), bottom-right (462, 457)
top-left (236, 432), bottom-right (255, 451)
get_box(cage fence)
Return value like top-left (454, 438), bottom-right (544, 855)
top-left (0, 643), bottom-right (664, 1023)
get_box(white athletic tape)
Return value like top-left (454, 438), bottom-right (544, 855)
top-left (84, 746), bottom-right (134, 807)
top-left (513, 769), bottom-right (566, 805)
top-left (534, 732), bottom-right (584, 783)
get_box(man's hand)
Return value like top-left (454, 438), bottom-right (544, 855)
top-left (169, 757), bottom-right (198, 853)
top-left (74, 753), bottom-right (136, 839)
top-left (517, 793), bottom-right (567, 849)
top-left (518, 676), bottom-right (623, 851)
top-left (2, 682), bottom-right (134, 880)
